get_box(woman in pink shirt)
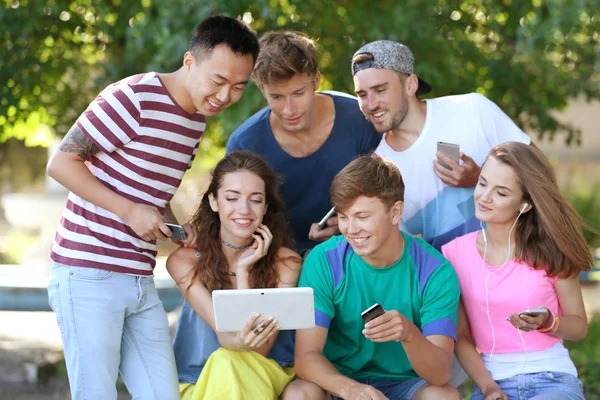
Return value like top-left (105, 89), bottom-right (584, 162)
top-left (442, 142), bottom-right (592, 400)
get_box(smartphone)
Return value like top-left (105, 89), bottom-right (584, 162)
top-left (519, 308), bottom-right (547, 317)
top-left (437, 141), bottom-right (460, 170)
top-left (165, 223), bottom-right (187, 241)
top-left (361, 303), bottom-right (385, 324)
top-left (317, 206), bottom-right (336, 231)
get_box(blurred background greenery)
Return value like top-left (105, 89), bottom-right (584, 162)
top-left (1, 0), bottom-right (599, 235)
top-left (1, 0), bottom-right (599, 157)
top-left (0, 0), bottom-right (599, 396)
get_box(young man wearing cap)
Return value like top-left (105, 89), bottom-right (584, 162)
top-left (226, 31), bottom-right (381, 254)
top-left (46, 16), bottom-right (259, 399)
top-left (289, 154), bottom-right (461, 400)
top-left (351, 40), bottom-right (532, 252)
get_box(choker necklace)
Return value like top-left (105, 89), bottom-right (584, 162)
top-left (221, 239), bottom-right (253, 250)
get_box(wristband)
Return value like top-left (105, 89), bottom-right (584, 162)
top-left (537, 310), bottom-right (557, 333)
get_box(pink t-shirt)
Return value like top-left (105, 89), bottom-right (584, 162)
top-left (442, 231), bottom-right (562, 353)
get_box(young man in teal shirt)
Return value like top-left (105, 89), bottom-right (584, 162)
top-left (289, 154), bottom-right (461, 400)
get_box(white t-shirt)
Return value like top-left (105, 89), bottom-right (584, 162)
top-left (375, 93), bottom-right (531, 250)
top-left (482, 342), bottom-right (578, 381)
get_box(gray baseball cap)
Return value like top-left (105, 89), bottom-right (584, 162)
top-left (351, 40), bottom-right (432, 96)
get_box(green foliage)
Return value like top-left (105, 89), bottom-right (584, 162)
top-left (0, 231), bottom-right (37, 264)
top-left (565, 315), bottom-right (600, 397)
top-left (0, 138), bottom-right (48, 191)
top-left (563, 178), bottom-right (600, 248)
top-left (1, 0), bottom-right (599, 153)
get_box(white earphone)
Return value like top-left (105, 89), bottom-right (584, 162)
top-left (480, 201), bottom-right (531, 377)
top-left (481, 203), bottom-right (528, 245)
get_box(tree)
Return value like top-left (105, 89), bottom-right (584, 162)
top-left (1, 0), bottom-right (598, 155)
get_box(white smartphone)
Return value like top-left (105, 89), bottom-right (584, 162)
top-left (437, 141), bottom-right (460, 170)
top-left (519, 308), bottom-right (547, 317)
top-left (165, 223), bottom-right (186, 241)
top-left (317, 206), bottom-right (336, 231)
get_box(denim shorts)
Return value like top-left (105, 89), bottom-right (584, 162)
top-left (471, 371), bottom-right (584, 400)
top-left (332, 377), bottom-right (427, 400)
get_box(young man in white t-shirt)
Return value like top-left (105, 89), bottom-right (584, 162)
top-left (351, 40), bottom-right (531, 252)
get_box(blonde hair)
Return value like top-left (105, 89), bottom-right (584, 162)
top-left (252, 31), bottom-right (319, 85)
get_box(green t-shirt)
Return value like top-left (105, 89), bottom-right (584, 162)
top-left (298, 232), bottom-right (460, 381)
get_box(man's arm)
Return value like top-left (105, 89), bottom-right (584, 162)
top-left (295, 326), bottom-right (386, 399)
top-left (47, 123), bottom-right (134, 219)
top-left (47, 123), bottom-right (168, 241)
top-left (402, 332), bottom-right (454, 385)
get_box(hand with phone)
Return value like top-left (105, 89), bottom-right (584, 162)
top-left (308, 207), bottom-right (340, 243)
top-left (124, 203), bottom-right (170, 242)
top-left (236, 224), bottom-right (273, 274)
top-left (507, 306), bottom-right (550, 332)
top-left (361, 305), bottom-right (416, 343)
top-left (433, 141), bottom-right (480, 188)
top-left (163, 223), bottom-right (197, 248)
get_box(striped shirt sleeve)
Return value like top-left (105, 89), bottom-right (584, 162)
top-left (76, 83), bottom-right (141, 154)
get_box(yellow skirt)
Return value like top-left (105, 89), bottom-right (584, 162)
top-left (180, 348), bottom-right (296, 400)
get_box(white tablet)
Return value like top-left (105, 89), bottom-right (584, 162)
top-left (212, 287), bottom-right (315, 332)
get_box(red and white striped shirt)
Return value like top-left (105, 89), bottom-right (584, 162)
top-left (50, 72), bottom-right (206, 275)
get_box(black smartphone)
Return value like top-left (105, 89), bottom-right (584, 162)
top-left (361, 303), bottom-right (385, 324)
top-left (317, 206), bottom-right (336, 231)
top-left (165, 223), bottom-right (187, 241)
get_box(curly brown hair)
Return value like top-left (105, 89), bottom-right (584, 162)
top-left (189, 151), bottom-right (294, 292)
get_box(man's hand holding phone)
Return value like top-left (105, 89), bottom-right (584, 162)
top-left (362, 308), bottom-right (417, 343)
top-left (123, 203), bottom-right (170, 242)
top-left (164, 223), bottom-right (197, 248)
top-left (308, 207), bottom-right (340, 243)
top-left (433, 142), bottom-right (480, 188)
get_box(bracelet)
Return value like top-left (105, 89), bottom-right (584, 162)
top-left (551, 315), bottom-right (561, 333)
top-left (537, 310), bottom-right (557, 333)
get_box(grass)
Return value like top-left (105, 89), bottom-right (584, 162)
top-left (565, 314), bottom-right (600, 398)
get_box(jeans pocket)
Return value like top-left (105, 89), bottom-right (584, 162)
top-left (542, 371), bottom-right (580, 385)
top-left (47, 283), bottom-right (65, 335)
top-left (69, 266), bottom-right (114, 281)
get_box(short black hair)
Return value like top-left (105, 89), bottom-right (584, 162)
top-left (189, 16), bottom-right (259, 63)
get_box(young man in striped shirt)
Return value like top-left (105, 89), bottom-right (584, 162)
top-left (45, 16), bottom-right (259, 399)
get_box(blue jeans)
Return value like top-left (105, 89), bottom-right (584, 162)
top-left (47, 262), bottom-right (179, 400)
top-left (332, 377), bottom-right (427, 400)
top-left (472, 371), bottom-right (584, 400)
